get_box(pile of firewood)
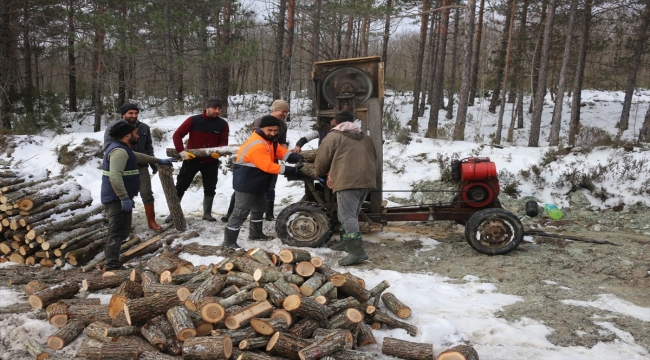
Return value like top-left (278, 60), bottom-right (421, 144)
top-left (21, 246), bottom-right (479, 360)
top-left (0, 172), bottom-right (108, 268)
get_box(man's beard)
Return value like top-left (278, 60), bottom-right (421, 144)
top-left (128, 136), bottom-right (138, 145)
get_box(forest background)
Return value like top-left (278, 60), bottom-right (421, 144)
top-left (1, 0), bottom-right (650, 147)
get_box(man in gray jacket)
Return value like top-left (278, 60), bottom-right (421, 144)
top-left (315, 110), bottom-right (376, 266)
top-left (104, 103), bottom-right (162, 230)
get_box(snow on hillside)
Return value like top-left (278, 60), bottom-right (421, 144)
top-left (1, 90), bottom-right (649, 359)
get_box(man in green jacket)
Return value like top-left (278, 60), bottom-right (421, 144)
top-left (314, 110), bottom-right (376, 266)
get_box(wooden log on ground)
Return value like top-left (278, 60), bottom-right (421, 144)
top-left (24, 339), bottom-right (50, 360)
top-left (74, 338), bottom-right (104, 359)
top-left (300, 272), bottom-right (326, 296)
top-left (166, 306), bottom-right (197, 341)
top-left (184, 274), bottom-right (227, 308)
top-left (330, 273), bottom-right (371, 302)
top-left (356, 323), bottom-right (376, 347)
top-left (46, 301), bottom-right (70, 328)
top-left (250, 317), bottom-right (289, 336)
top-left (138, 351), bottom-right (181, 360)
top-left (524, 229), bottom-right (620, 246)
top-left (278, 248), bottom-right (311, 264)
top-left (103, 325), bottom-right (140, 338)
top-left (264, 283), bottom-right (287, 307)
top-left (20, 199), bottom-right (91, 233)
top-left (382, 337), bottom-right (434, 360)
top-left (24, 279), bottom-right (50, 295)
top-left (44, 226), bottom-right (103, 251)
top-left (68, 304), bottom-right (112, 326)
top-left (27, 204), bottom-right (103, 240)
top-left (15, 185), bottom-right (72, 211)
top-left (294, 261), bottom-right (315, 277)
top-left (284, 274), bottom-right (305, 286)
top-left (219, 289), bottom-right (250, 309)
top-left (381, 291), bottom-right (411, 319)
top-left (146, 250), bottom-right (192, 275)
top-left (238, 337), bottom-right (271, 351)
top-left (166, 146), bottom-right (239, 160)
top-left (328, 308), bottom-right (363, 331)
top-left (86, 321), bottom-right (117, 343)
top-left (51, 231), bottom-right (105, 258)
top-left (47, 319), bottom-right (84, 350)
top-left (66, 238), bottom-right (105, 266)
top-left (120, 234), bottom-right (166, 262)
top-left (287, 318), bottom-right (320, 338)
top-left (253, 267), bottom-right (283, 283)
top-left (210, 328), bottom-right (256, 346)
top-left (158, 164), bottom-right (186, 231)
top-left (123, 295), bottom-right (182, 326)
top-left (298, 329), bottom-right (353, 360)
top-left (247, 247), bottom-right (274, 266)
top-left (143, 282), bottom-right (191, 301)
top-left (266, 332), bottom-right (313, 360)
top-left (270, 308), bottom-right (293, 327)
top-left (28, 281), bottom-right (80, 309)
top-left (274, 277), bottom-right (299, 296)
top-left (108, 280), bottom-right (143, 319)
top-left (194, 296), bottom-right (225, 323)
top-left (283, 294), bottom-right (332, 323)
top-left (224, 299), bottom-right (274, 330)
top-left (140, 315), bottom-right (181, 354)
top-left (310, 282), bottom-right (334, 300)
top-left (436, 344), bottom-right (479, 360)
top-left (226, 271), bottom-right (255, 286)
top-left (309, 257), bottom-right (323, 268)
top-left (326, 297), bottom-right (360, 314)
top-left (324, 349), bottom-right (375, 360)
top-left (182, 335), bottom-right (233, 360)
top-left (233, 256), bottom-right (266, 275)
top-left (98, 341), bottom-right (139, 360)
top-left (369, 279), bottom-right (390, 308)
top-left (373, 310), bottom-right (418, 336)
top-left (81, 236), bottom-right (141, 272)
top-left (117, 334), bottom-right (160, 355)
top-left (83, 273), bottom-right (130, 292)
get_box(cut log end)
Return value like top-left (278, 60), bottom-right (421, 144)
top-left (314, 296), bottom-right (327, 305)
top-left (50, 314), bottom-right (68, 328)
top-left (398, 308), bottom-right (412, 319)
top-left (251, 287), bottom-right (268, 301)
top-left (200, 303), bottom-right (225, 323)
top-left (282, 294), bottom-right (302, 311)
top-left (177, 328), bottom-right (197, 342)
top-left (28, 295), bottom-right (43, 310)
top-left (46, 337), bottom-right (64, 350)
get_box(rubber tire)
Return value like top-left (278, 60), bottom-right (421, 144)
top-left (464, 208), bottom-right (523, 255)
top-left (275, 201), bottom-right (334, 248)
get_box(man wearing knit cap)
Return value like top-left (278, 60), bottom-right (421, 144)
top-left (104, 102), bottom-right (162, 231)
top-left (222, 115), bottom-right (304, 249)
top-left (166, 97), bottom-right (229, 223)
top-left (101, 121), bottom-right (174, 270)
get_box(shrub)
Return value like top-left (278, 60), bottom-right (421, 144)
top-left (395, 128), bottom-right (412, 145)
top-left (151, 128), bottom-right (166, 144)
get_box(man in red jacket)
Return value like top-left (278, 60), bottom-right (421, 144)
top-left (166, 98), bottom-right (229, 222)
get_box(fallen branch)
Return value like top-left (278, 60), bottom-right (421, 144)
top-left (524, 230), bottom-right (620, 246)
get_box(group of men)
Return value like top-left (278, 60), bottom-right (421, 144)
top-left (101, 97), bottom-right (376, 270)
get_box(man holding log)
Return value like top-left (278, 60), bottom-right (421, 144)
top-left (165, 97), bottom-right (229, 223)
top-left (315, 110), bottom-right (376, 266)
top-left (222, 115), bottom-right (304, 249)
top-left (101, 122), bottom-right (174, 271)
top-left (104, 103), bottom-right (162, 230)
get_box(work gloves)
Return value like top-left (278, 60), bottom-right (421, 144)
top-left (150, 164), bottom-right (158, 174)
top-left (286, 153), bottom-right (304, 164)
top-left (211, 152), bottom-right (221, 159)
top-left (158, 158), bottom-right (175, 165)
top-left (284, 163), bottom-right (304, 177)
top-left (121, 198), bottom-right (134, 213)
top-left (318, 176), bottom-right (327, 184)
top-left (179, 151), bottom-right (195, 160)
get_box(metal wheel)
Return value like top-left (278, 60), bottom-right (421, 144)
top-left (275, 202), bottom-right (334, 248)
top-left (464, 208), bottom-right (523, 255)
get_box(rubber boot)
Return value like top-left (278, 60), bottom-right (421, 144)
top-left (248, 220), bottom-right (272, 241)
top-left (221, 193), bottom-right (236, 222)
top-left (165, 195), bottom-right (182, 223)
top-left (264, 200), bottom-right (275, 221)
top-left (202, 196), bottom-right (217, 222)
top-left (222, 228), bottom-right (241, 249)
top-left (144, 204), bottom-right (162, 231)
top-left (330, 225), bottom-right (348, 251)
top-left (338, 232), bottom-right (368, 266)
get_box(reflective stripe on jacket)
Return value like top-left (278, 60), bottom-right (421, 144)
top-left (233, 129), bottom-right (290, 193)
top-left (101, 142), bottom-right (140, 204)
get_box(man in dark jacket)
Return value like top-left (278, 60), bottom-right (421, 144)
top-left (315, 110), bottom-right (376, 266)
top-left (165, 97), bottom-right (229, 222)
top-left (104, 103), bottom-right (162, 230)
top-left (101, 122), bottom-right (173, 270)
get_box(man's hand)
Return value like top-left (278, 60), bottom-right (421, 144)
top-left (291, 146), bottom-right (302, 153)
top-left (286, 153), bottom-right (304, 164)
top-left (150, 164), bottom-right (158, 174)
top-left (318, 175), bottom-right (327, 184)
top-left (121, 198), bottom-right (134, 213)
top-left (179, 151), bottom-right (195, 160)
top-left (326, 175), bottom-right (333, 190)
top-left (284, 166), bottom-right (303, 177)
top-left (158, 158), bottom-right (175, 165)
top-left (211, 152), bottom-right (221, 159)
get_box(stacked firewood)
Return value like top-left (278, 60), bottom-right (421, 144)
top-left (20, 245), bottom-right (479, 360)
top-left (0, 173), bottom-right (108, 268)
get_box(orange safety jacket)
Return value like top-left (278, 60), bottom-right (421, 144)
top-left (233, 129), bottom-right (291, 193)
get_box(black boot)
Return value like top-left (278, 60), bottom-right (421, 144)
top-left (330, 225), bottom-right (348, 251)
top-left (248, 220), bottom-right (272, 241)
top-left (264, 200), bottom-right (275, 221)
top-left (338, 232), bottom-right (368, 266)
top-left (221, 193), bottom-right (236, 222)
top-left (223, 228), bottom-right (241, 249)
top-left (203, 196), bottom-right (217, 222)
top-left (165, 195), bottom-right (183, 223)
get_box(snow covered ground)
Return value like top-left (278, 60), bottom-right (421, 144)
top-left (1, 90), bottom-right (649, 359)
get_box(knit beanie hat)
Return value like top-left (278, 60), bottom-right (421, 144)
top-left (110, 121), bottom-right (137, 139)
top-left (335, 110), bottom-right (354, 123)
top-left (206, 97), bottom-right (223, 108)
top-left (120, 103), bottom-right (139, 115)
top-left (259, 115), bottom-right (280, 128)
top-left (271, 100), bottom-right (290, 112)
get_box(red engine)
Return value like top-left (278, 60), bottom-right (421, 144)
top-left (451, 158), bottom-right (500, 208)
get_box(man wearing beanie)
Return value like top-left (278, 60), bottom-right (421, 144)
top-left (101, 121), bottom-right (174, 270)
top-left (222, 115), bottom-right (304, 249)
top-left (104, 103), bottom-right (162, 231)
top-left (315, 110), bottom-right (376, 266)
top-left (166, 97), bottom-right (229, 223)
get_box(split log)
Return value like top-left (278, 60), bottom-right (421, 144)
top-left (288, 318), bottom-right (320, 338)
top-left (224, 299), bottom-right (274, 329)
top-left (182, 335), bottom-right (233, 360)
top-left (24, 279), bottom-right (50, 295)
top-left (158, 164), bottom-right (186, 231)
top-left (330, 273), bottom-right (371, 302)
top-left (299, 272), bottom-right (326, 296)
top-left (166, 306), bottom-right (196, 341)
top-left (373, 310), bottom-right (417, 336)
top-left (47, 319), bottom-right (84, 350)
top-left (211, 327), bottom-right (256, 346)
top-left (108, 280), bottom-right (143, 319)
top-left (266, 332), bottom-right (313, 360)
top-left (328, 308), bottom-right (363, 331)
top-left (46, 301), bottom-right (70, 327)
top-left (138, 351), bottom-right (181, 360)
top-left (356, 323), bottom-right (376, 347)
top-left (238, 337), bottom-right (271, 351)
top-left (253, 267), bottom-right (283, 283)
top-left (283, 294), bottom-right (332, 323)
top-left (103, 326), bottom-right (140, 338)
top-left (28, 281), bottom-right (80, 309)
top-left (142, 282), bottom-right (191, 301)
top-left (381, 292), bottom-right (411, 319)
top-left (247, 248), bottom-right (274, 266)
top-left (24, 339), bottom-right (50, 360)
top-left (68, 304), bottom-right (112, 326)
top-left (436, 344), bottom-right (479, 360)
top-left (184, 274), bottom-right (227, 308)
top-left (250, 317), bottom-right (289, 336)
top-left (270, 309), bottom-right (293, 327)
top-left (86, 321), bottom-right (117, 343)
top-left (294, 261), bottom-right (315, 277)
top-left (278, 248), bottom-right (311, 264)
top-left (74, 338), bottom-right (104, 359)
top-left (382, 337), bottom-right (434, 360)
top-left (140, 315), bottom-right (181, 354)
top-left (369, 280), bottom-right (390, 308)
top-left (98, 341), bottom-right (139, 360)
top-left (123, 295), bottom-right (182, 326)
top-left (166, 146), bottom-right (239, 160)
top-left (298, 329), bottom-right (353, 360)
top-left (327, 297), bottom-right (360, 314)
top-left (264, 283), bottom-right (287, 307)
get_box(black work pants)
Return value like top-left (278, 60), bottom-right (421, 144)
top-left (175, 160), bottom-right (219, 198)
top-left (105, 201), bottom-right (132, 267)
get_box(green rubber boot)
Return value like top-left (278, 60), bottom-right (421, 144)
top-left (338, 232), bottom-right (368, 266)
top-left (222, 228), bottom-right (241, 249)
top-left (330, 225), bottom-right (348, 251)
top-left (202, 196), bottom-right (217, 222)
top-left (248, 220), bottom-right (272, 241)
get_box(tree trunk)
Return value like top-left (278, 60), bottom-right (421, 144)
top-left (568, 0), bottom-right (592, 146)
top-left (495, 0), bottom-right (517, 144)
top-left (528, 0), bottom-right (556, 147)
top-left (529, 0), bottom-right (548, 114)
top-left (22, 0), bottom-right (33, 116)
top-left (468, 0), bottom-right (485, 106)
top-left (164, 1), bottom-right (175, 115)
top-left (488, 0), bottom-right (515, 113)
top-left (67, 0), bottom-right (76, 112)
top-left (92, 2), bottom-right (105, 132)
top-left (272, 0), bottom-right (286, 100)
top-left (282, 0), bottom-right (295, 102)
top-left (446, 8), bottom-right (460, 120)
top-left (343, 14), bottom-right (354, 58)
top-left (216, 1), bottom-right (232, 117)
top-left (381, 0), bottom-right (392, 64)
top-left (310, 0), bottom-right (322, 116)
top-left (409, 0), bottom-right (430, 134)
top-left (453, 0), bottom-right (476, 140)
top-left (619, 0), bottom-right (650, 132)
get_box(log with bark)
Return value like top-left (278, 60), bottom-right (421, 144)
top-left (247, 247), bottom-right (274, 266)
top-left (46, 301), bottom-right (70, 328)
top-left (123, 295), bottom-right (182, 326)
top-left (295, 261), bottom-right (316, 277)
top-left (330, 273), bottom-right (371, 302)
top-left (211, 327), bottom-right (256, 346)
top-left (373, 310), bottom-right (418, 337)
top-left (28, 281), bottom-right (80, 309)
top-left (250, 317), bottom-right (289, 336)
top-left (381, 292), bottom-right (412, 319)
top-left (264, 283), bottom-right (287, 307)
top-left (108, 280), bottom-right (143, 319)
top-left (65, 237), bottom-right (105, 266)
top-left (67, 304), bottom-right (112, 326)
top-left (327, 308), bottom-right (363, 331)
top-left (74, 338), bottom-right (104, 359)
top-left (24, 279), bottom-right (50, 295)
top-left (139, 351), bottom-right (181, 360)
top-left (381, 337), bottom-right (434, 360)
top-left (298, 329), bottom-right (353, 360)
top-left (369, 279), bottom-right (390, 308)
top-left (356, 322), bottom-right (376, 347)
top-left (270, 308), bottom-right (293, 327)
top-left (146, 250), bottom-right (192, 275)
top-left (46, 319), bottom-right (85, 350)
top-left (238, 337), bottom-right (271, 351)
top-left (103, 325), bottom-right (140, 338)
top-left (158, 164), bottom-right (186, 231)
top-left (437, 344), bottom-right (479, 360)
top-left (278, 248), bottom-right (311, 264)
top-left (85, 321), bottom-right (117, 343)
top-left (166, 305), bottom-right (197, 341)
top-left (40, 223), bottom-right (103, 251)
top-left (300, 272), bottom-right (326, 296)
top-left (24, 339), bottom-right (50, 360)
top-left (224, 299), bottom-right (274, 330)
top-left (26, 204), bottom-right (103, 240)
top-left (524, 229), bottom-right (620, 246)
top-left (143, 282), bottom-right (191, 301)
top-left (233, 256), bottom-right (267, 275)
top-left (140, 315), bottom-right (181, 355)
top-left (184, 274), bottom-right (227, 308)
top-left (83, 272), bottom-right (130, 292)
top-left (266, 332), bottom-right (313, 360)
top-left (283, 294), bottom-right (332, 323)
top-left (166, 146), bottom-right (240, 160)
top-left (182, 335), bottom-right (233, 360)
top-left (15, 196), bottom-right (88, 230)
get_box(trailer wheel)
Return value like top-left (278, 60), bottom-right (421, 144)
top-left (464, 208), bottom-right (523, 255)
top-left (275, 202), bottom-right (334, 248)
